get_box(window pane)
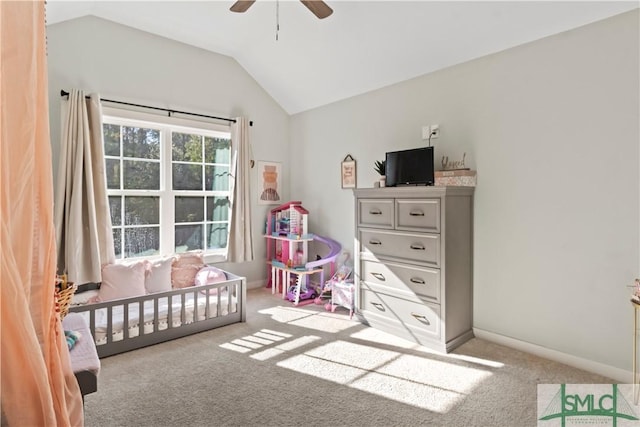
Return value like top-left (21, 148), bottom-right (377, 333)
top-left (175, 224), bottom-right (203, 252)
top-left (109, 196), bottom-right (122, 226)
top-left (172, 163), bottom-right (202, 190)
top-left (103, 124), bottom-right (120, 156)
top-left (122, 126), bottom-right (160, 159)
top-left (123, 160), bottom-right (160, 190)
top-left (124, 227), bottom-right (159, 257)
top-left (207, 223), bottom-right (228, 249)
top-left (205, 165), bottom-right (229, 191)
top-left (204, 137), bottom-right (231, 163)
top-left (124, 196), bottom-right (159, 225)
top-left (105, 159), bottom-right (120, 189)
top-left (207, 196), bottom-right (229, 221)
top-left (172, 133), bottom-right (202, 162)
top-left (175, 197), bottom-right (204, 223)
top-left (113, 228), bottom-right (122, 259)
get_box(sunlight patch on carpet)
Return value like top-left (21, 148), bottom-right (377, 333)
top-left (220, 330), bottom-right (292, 353)
top-left (258, 305), bottom-right (358, 333)
top-left (350, 328), bottom-right (504, 369)
top-left (276, 340), bottom-right (492, 413)
top-left (219, 342), bottom-right (252, 353)
top-left (251, 335), bottom-right (321, 361)
top-left (350, 327), bottom-right (424, 349)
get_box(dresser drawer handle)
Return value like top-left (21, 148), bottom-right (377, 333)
top-left (371, 302), bottom-right (385, 311)
top-left (369, 239), bottom-right (382, 245)
top-left (371, 272), bottom-right (386, 281)
top-left (411, 312), bottom-right (431, 325)
top-left (369, 209), bottom-right (382, 215)
top-left (410, 277), bottom-right (425, 285)
top-left (409, 211), bottom-right (425, 217)
top-left (410, 244), bottom-right (425, 251)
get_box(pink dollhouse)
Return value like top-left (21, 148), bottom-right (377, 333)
top-left (264, 201), bottom-right (342, 305)
top-left (267, 201), bottom-right (310, 268)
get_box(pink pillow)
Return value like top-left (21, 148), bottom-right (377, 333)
top-left (98, 261), bottom-right (147, 302)
top-left (195, 266), bottom-right (227, 295)
top-left (171, 252), bottom-right (205, 289)
top-left (145, 257), bottom-right (174, 294)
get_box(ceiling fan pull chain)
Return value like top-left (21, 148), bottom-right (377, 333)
top-left (275, 0), bottom-right (280, 41)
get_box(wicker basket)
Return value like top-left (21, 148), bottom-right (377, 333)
top-left (55, 275), bottom-right (77, 320)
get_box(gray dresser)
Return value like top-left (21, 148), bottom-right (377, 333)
top-left (353, 186), bottom-right (474, 353)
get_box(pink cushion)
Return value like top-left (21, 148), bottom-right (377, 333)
top-left (98, 261), bottom-right (147, 302)
top-left (145, 257), bottom-right (174, 294)
top-left (171, 252), bottom-right (205, 289)
top-left (195, 266), bottom-right (227, 295)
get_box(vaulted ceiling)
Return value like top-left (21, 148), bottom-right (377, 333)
top-left (45, 1), bottom-right (638, 114)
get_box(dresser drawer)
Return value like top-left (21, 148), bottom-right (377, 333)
top-left (358, 199), bottom-right (394, 229)
top-left (361, 259), bottom-right (440, 303)
top-left (396, 199), bottom-right (440, 233)
top-left (359, 229), bottom-right (440, 267)
top-left (360, 289), bottom-right (440, 339)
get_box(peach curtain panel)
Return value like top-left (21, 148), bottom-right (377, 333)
top-left (0, 2), bottom-right (83, 425)
top-left (227, 117), bottom-right (253, 262)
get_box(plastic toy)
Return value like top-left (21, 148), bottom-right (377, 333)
top-left (286, 285), bottom-right (317, 303)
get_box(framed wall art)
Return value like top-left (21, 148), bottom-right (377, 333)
top-left (257, 161), bottom-right (282, 205)
top-left (341, 154), bottom-right (356, 189)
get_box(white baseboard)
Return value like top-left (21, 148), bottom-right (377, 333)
top-left (473, 327), bottom-right (631, 383)
top-left (247, 280), bottom-right (265, 290)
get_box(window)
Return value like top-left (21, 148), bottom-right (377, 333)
top-left (103, 108), bottom-right (232, 260)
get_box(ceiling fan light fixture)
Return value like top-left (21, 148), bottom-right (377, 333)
top-left (230, 0), bottom-right (333, 20)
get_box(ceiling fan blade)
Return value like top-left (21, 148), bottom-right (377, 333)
top-left (300, 1), bottom-right (333, 19)
top-left (230, 0), bottom-right (256, 13)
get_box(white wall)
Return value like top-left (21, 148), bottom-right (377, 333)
top-left (46, 16), bottom-right (290, 285)
top-left (290, 10), bottom-right (639, 372)
top-left (47, 11), bottom-right (640, 374)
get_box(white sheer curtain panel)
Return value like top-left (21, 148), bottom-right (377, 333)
top-left (227, 117), bottom-right (254, 262)
top-left (54, 90), bottom-right (115, 284)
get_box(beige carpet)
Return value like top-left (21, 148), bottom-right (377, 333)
top-left (82, 288), bottom-right (612, 427)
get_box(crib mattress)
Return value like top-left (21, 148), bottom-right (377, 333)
top-left (76, 291), bottom-right (236, 346)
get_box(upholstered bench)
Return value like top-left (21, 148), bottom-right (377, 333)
top-left (62, 313), bottom-right (100, 399)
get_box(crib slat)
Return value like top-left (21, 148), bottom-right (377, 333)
top-left (123, 301), bottom-right (129, 340)
top-left (138, 299), bottom-right (144, 337)
top-left (106, 306), bottom-right (113, 344)
top-left (193, 289), bottom-right (198, 323)
top-left (153, 297), bottom-right (159, 332)
top-left (181, 293), bottom-right (186, 324)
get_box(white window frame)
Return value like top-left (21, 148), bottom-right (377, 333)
top-left (102, 106), bottom-right (232, 263)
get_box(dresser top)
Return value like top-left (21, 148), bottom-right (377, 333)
top-left (353, 186), bottom-right (474, 198)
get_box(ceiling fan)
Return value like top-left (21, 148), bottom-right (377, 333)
top-left (230, 0), bottom-right (333, 19)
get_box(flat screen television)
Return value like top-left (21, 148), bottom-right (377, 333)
top-left (385, 146), bottom-right (434, 187)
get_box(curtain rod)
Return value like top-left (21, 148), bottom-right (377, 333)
top-left (60, 90), bottom-right (253, 127)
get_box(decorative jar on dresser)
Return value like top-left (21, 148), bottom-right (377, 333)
top-left (353, 186), bottom-right (474, 353)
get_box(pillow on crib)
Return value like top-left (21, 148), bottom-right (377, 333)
top-left (145, 256), bottom-right (174, 294)
top-left (171, 251), bottom-right (205, 289)
top-left (71, 289), bottom-right (100, 306)
top-left (195, 266), bottom-right (227, 295)
top-left (98, 261), bottom-right (147, 302)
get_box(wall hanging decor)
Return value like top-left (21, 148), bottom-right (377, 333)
top-left (258, 161), bottom-right (282, 205)
top-left (341, 154), bottom-right (356, 189)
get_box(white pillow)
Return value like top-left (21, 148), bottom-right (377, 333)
top-left (98, 261), bottom-right (147, 302)
top-left (71, 289), bottom-right (100, 306)
top-left (145, 257), bottom-right (174, 294)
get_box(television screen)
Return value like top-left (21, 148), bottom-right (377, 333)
top-left (385, 147), bottom-right (434, 187)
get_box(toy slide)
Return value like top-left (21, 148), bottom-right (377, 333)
top-left (285, 234), bottom-right (342, 305)
top-left (304, 234), bottom-right (342, 273)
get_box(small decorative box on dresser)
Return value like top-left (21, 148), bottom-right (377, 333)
top-left (353, 186), bottom-right (474, 353)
